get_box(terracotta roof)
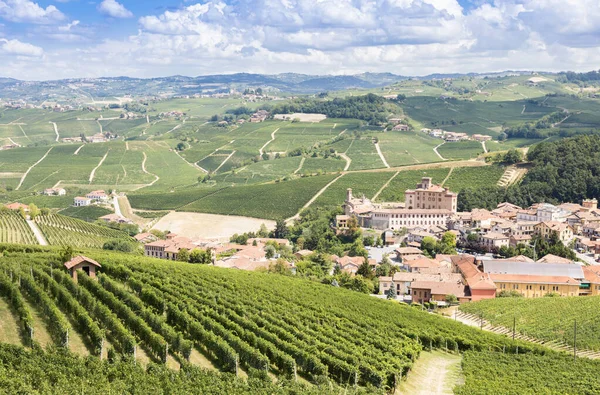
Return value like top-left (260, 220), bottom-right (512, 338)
top-left (482, 232), bottom-right (509, 240)
top-left (134, 232), bottom-right (154, 241)
top-left (4, 202), bottom-right (29, 210)
top-left (396, 247), bottom-right (422, 255)
top-left (583, 266), bottom-right (600, 284)
top-left (411, 280), bottom-right (468, 297)
top-left (536, 254), bottom-right (573, 264)
top-left (404, 257), bottom-right (440, 269)
top-left (64, 255), bottom-right (101, 270)
top-left (489, 273), bottom-right (580, 285)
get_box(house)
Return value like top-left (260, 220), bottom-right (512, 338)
top-left (510, 234), bottom-right (532, 247)
top-left (43, 188), bottom-right (66, 196)
top-left (401, 257), bottom-right (441, 273)
top-left (444, 132), bottom-right (468, 142)
top-left (294, 250), bottom-right (313, 260)
top-left (134, 232), bottom-right (157, 244)
top-left (89, 133), bottom-right (107, 143)
top-left (490, 274), bottom-right (581, 297)
top-left (73, 197), bottom-right (92, 207)
top-left (471, 134), bottom-right (492, 142)
top-left (411, 280), bottom-right (469, 305)
top-left (144, 236), bottom-right (200, 260)
top-left (4, 202), bottom-right (30, 212)
top-left (452, 255), bottom-right (497, 301)
top-left (336, 215), bottom-right (351, 229)
top-left (64, 255), bottom-right (101, 283)
top-left (395, 247), bottom-right (423, 261)
top-left (392, 124), bottom-right (410, 131)
top-left (86, 190), bottom-right (109, 201)
top-left (582, 266), bottom-right (600, 296)
top-left (380, 271), bottom-right (462, 297)
top-left (334, 256), bottom-right (377, 275)
top-left (99, 214), bottom-right (133, 224)
top-left (536, 254), bottom-right (573, 264)
top-left (480, 232), bottom-right (509, 250)
top-left (534, 221), bottom-right (574, 244)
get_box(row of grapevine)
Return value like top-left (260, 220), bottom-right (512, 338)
top-left (48, 267), bottom-right (137, 355)
top-left (78, 272), bottom-right (169, 363)
top-left (0, 211), bottom-right (37, 245)
top-left (18, 271), bottom-right (70, 348)
top-left (31, 267), bottom-right (104, 355)
top-left (0, 270), bottom-right (34, 344)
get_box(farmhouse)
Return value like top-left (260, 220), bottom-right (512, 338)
top-left (64, 255), bottom-right (101, 283)
top-left (86, 190), bottom-right (109, 201)
top-left (73, 197), bottom-right (92, 207)
top-left (43, 187), bottom-right (66, 196)
top-left (4, 202), bottom-right (30, 212)
top-left (411, 280), bottom-right (469, 304)
top-left (471, 134), bottom-right (492, 141)
top-left (144, 235), bottom-right (200, 260)
top-left (99, 213), bottom-right (133, 224)
top-left (134, 232), bottom-right (158, 243)
top-left (333, 256), bottom-right (377, 275)
top-left (444, 132), bottom-right (468, 142)
top-left (392, 124), bottom-right (410, 131)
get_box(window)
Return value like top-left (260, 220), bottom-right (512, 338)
top-left (540, 285), bottom-right (546, 291)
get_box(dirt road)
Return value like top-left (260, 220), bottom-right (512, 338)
top-left (398, 351), bottom-right (462, 395)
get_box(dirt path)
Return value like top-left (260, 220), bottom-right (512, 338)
top-left (16, 147), bottom-right (53, 190)
top-left (26, 220), bottom-right (48, 246)
top-left (0, 297), bottom-right (23, 346)
top-left (398, 351), bottom-right (462, 395)
top-left (338, 152), bottom-right (352, 171)
top-left (374, 142), bottom-right (390, 168)
top-left (74, 145), bottom-right (84, 155)
top-left (49, 122), bottom-right (59, 142)
top-left (174, 149), bottom-right (208, 173)
top-left (286, 173), bottom-right (345, 224)
top-left (89, 150), bottom-right (109, 183)
top-left (259, 128), bottom-right (279, 156)
top-left (214, 150), bottom-right (236, 173)
top-left (481, 141), bottom-right (488, 154)
top-left (125, 141), bottom-right (129, 151)
top-left (18, 125), bottom-right (30, 141)
top-left (132, 152), bottom-right (160, 190)
top-left (440, 167), bottom-right (454, 187)
top-left (372, 170), bottom-right (399, 201)
top-left (337, 128), bottom-right (347, 137)
top-left (97, 120), bottom-right (103, 134)
top-left (294, 157), bottom-right (306, 174)
top-left (433, 143), bottom-right (447, 161)
top-left (164, 124), bottom-right (182, 135)
top-left (118, 196), bottom-right (148, 227)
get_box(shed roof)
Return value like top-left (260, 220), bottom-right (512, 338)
top-left (64, 255), bottom-right (101, 270)
top-left (482, 260), bottom-right (584, 279)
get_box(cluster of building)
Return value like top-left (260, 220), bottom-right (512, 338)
top-left (160, 111), bottom-right (185, 118)
top-left (250, 109), bottom-right (269, 123)
top-left (420, 128), bottom-right (492, 142)
top-left (380, 252), bottom-right (600, 305)
top-left (43, 187), bottom-right (66, 196)
top-left (74, 190), bottom-right (110, 207)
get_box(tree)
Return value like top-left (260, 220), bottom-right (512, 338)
top-left (349, 240), bottom-right (368, 258)
top-left (265, 245), bottom-right (276, 259)
top-left (189, 249), bottom-right (212, 264)
top-left (445, 294), bottom-right (458, 305)
top-left (28, 203), bottom-right (40, 219)
top-left (257, 223), bottom-right (269, 238)
top-left (356, 258), bottom-right (374, 279)
top-left (386, 283), bottom-right (397, 299)
top-left (177, 248), bottom-right (190, 262)
top-left (103, 239), bottom-right (135, 253)
top-left (503, 149), bottom-right (523, 164)
top-left (60, 246), bottom-right (74, 263)
top-left (176, 142), bottom-right (186, 151)
top-left (40, 207), bottom-right (50, 216)
top-left (274, 219), bottom-right (289, 239)
top-left (269, 258), bottom-right (291, 275)
top-left (421, 236), bottom-right (438, 257)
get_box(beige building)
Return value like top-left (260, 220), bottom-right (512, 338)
top-left (343, 177), bottom-right (457, 230)
top-left (534, 221), bottom-right (574, 244)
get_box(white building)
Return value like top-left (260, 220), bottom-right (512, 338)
top-left (74, 197), bottom-right (92, 207)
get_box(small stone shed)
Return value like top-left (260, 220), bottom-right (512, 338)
top-left (64, 255), bottom-right (101, 283)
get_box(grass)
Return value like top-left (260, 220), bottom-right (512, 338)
top-left (397, 351), bottom-right (462, 395)
top-left (0, 298), bottom-right (23, 346)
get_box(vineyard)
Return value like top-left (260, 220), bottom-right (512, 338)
top-left (0, 248), bottom-right (547, 392)
top-left (456, 351), bottom-right (600, 394)
top-left (34, 214), bottom-right (133, 249)
top-left (0, 211), bottom-right (37, 245)
top-left (459, 296), bottom-right (600, 350)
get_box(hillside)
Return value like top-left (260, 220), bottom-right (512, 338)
top-left (0, 246), bottom-right (547, 392)
top-left (459, 296), bottom-right (600, 350)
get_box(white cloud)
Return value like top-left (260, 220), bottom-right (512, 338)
top-left (0, 0), bottom-right (64, 23)
top-left (0, 38), bottom-right (42, 56)
top-left (98, 0), bottom-right (133, 19)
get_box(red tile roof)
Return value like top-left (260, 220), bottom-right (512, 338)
top-left (64, 255), bottom-right (101, 270)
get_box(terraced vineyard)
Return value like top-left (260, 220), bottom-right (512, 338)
top-left (34, 214), bottom-right (133, 248)
top-left (459, 296), bottom-right (600, 351)
top-left (0, 248), bottom-right (545, 391)
top-left (0, 211), bottom-right (37, 245)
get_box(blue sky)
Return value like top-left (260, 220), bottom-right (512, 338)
top-left (0, 0), bottom-right (598, 80)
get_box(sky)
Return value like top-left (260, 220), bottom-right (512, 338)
top-left (0, 0), bottom-right (599, 80)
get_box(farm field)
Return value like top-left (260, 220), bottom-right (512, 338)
top-left (437, 141), bottom-right (484, 160)
top-left (212, 156), bottom-right (303, 185)
top-left (0, 211), bottom-right (38, 245)
top-left (312, 172), bottom-right (393, 208)
top-left (378, 132), bottom-right (441, 167)
top-left (181, 175), bottom-right (338, 219)
top-left (442, 166), bottom-right (505, 192)
top-left (459, 296), bottom-right (600, 350)
top-left (128, 186), bottom-right (228, 211)
top-left (34, 214), bottom-right (133, 249)
top-left (345, 138), bottom-right (386, 170)
top-left (0, 248), bottom-right (546, 391)
top-left (58, 205), bottom-right (113, 222)
top-left (457, 351), bottom-right (600, 395)
top-left (376, 168), bottom-right (451, 202)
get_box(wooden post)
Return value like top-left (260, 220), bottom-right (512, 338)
top-left (65, 328), bottom-right (69, 348)
top-left (513, 316), bottom-right (516, 341)
top-left (516, 346), bottom-right (519, 355)
top-left (480, 313), bottom-right (483, 330)
top-left (235, 355), bottom-right (239, 377)
top-left (29, 326), bottom-right (34, 346)
top-left (293, 361), bottom-right (298, 382)
top-left (100, 338), bottom-right (105, 360)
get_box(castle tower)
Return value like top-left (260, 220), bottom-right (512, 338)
top-left (583, 199), bottom-right (598, 210)
top-left (347, 188), bottom-right (353, 202)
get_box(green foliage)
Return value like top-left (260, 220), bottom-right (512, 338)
top-left (103, 239), bottom-right (137, 253)
top-left (457, 351), bottom-right (600, 395)
top-left (59, 205), bottom-right (113, 222)
top-left (0, 211), bottom-right (37, 245)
